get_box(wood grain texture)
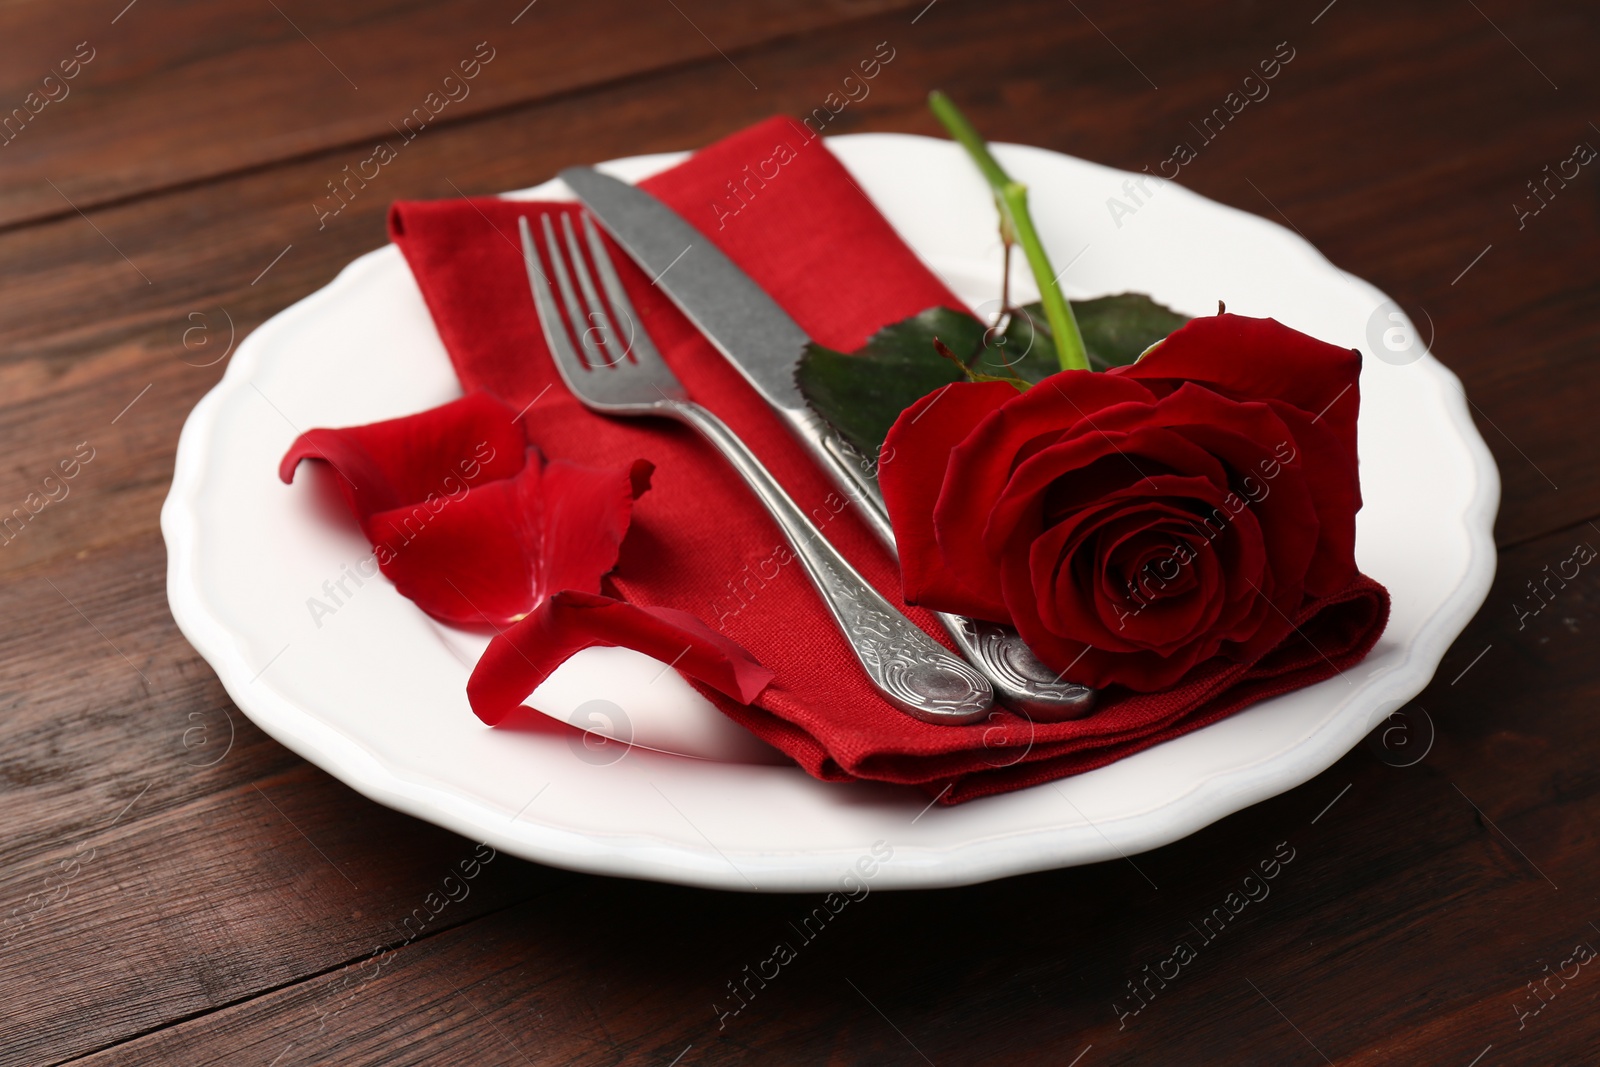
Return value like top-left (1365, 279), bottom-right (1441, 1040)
top-left (0, 0), bottom-right (919, 229)
top-left (0, 0), bottom-right (1594, 1062)
top-left (0, 535), bottom-right (570, 1066)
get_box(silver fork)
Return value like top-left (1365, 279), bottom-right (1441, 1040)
top-left (519, 212), bottom-right (995, 725)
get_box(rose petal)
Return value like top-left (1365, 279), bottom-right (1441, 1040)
top-left (1263, 399), bottom-right (1360, 596)
top-left (279, 391), bottom-right (528, 520)
top-left (1116, 313), bottom-right (1362, 455)
top-left (880, 380), bottom-right (1019, 620)
top-left (466, 590), bottom-right (775, 726)
top-left (366, 454), bottom-right (653, 625)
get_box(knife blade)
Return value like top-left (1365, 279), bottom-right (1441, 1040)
top-left (558, 166), bottom-right (892, 541)
top-left (560, 164), bottom-right (1095, 719)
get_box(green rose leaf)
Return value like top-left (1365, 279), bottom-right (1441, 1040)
top-left (796, 307), bottom-right (980, 460)
top-left (797, 293), bottom-right (1190, 457)
top-left (1069, 293), bottom-right (1192, 371)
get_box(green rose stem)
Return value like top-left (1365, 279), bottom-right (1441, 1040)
top-left (927, 91), bottom-right (1090, 373)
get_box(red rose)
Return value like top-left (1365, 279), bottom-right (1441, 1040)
top-left (880, 314), bottom-right (1363, 692)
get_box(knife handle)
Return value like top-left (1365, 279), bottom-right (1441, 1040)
top-left (814, 427), bottom-right (894, 540)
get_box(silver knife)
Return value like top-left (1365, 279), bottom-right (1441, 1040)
top-left (560, 165), bottom-right (1095, 720)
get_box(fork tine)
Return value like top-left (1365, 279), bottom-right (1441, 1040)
top-left (578, 213), bottom-right (663, 367)
top-left (522, 211), bottom-right (688, 409)
top-left (558, 213), bottom-right (623, 370)
top-left (519, 214), bottom-right (585, 389)
top-left (538, 213), bottom-right (598, 370)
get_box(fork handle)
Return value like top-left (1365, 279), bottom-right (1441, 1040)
top-left (669, 399), bottom-right (994, 725)
top-left (811, 423), bottom-right (1096, 722)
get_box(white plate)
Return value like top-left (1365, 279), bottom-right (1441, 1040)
top-left (163, 134), bottom-right (1499, 891)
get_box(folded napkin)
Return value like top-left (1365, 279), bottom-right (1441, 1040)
top-left (388, 116), bottom-right (1389, 803)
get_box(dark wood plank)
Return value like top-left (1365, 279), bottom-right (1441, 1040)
top-left (0, 0), bottom-right (920, 229)
top-left (61, 518), bottom-right (1600, 1065)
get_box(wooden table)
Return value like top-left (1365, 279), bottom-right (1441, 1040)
top-left (2, 1), bottom-right (1595, 1063)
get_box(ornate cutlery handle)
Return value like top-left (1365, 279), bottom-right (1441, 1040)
top-left (812, 422), bottom-right (1096, 721)
top-left (670, 400), bottom-right (994, 725)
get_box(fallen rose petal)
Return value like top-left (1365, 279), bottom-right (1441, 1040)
top-left (366, 455), bottom-right (653, 625)
top-left (467, 590), bottom-right (776, 726)
top-left (281, 390), bottom-right (653, 627)
top-left (278, 391), bottom-right (528, 521)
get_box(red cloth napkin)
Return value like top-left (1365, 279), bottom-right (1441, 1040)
top-left (388, 116), bottom-right (1389, 803)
